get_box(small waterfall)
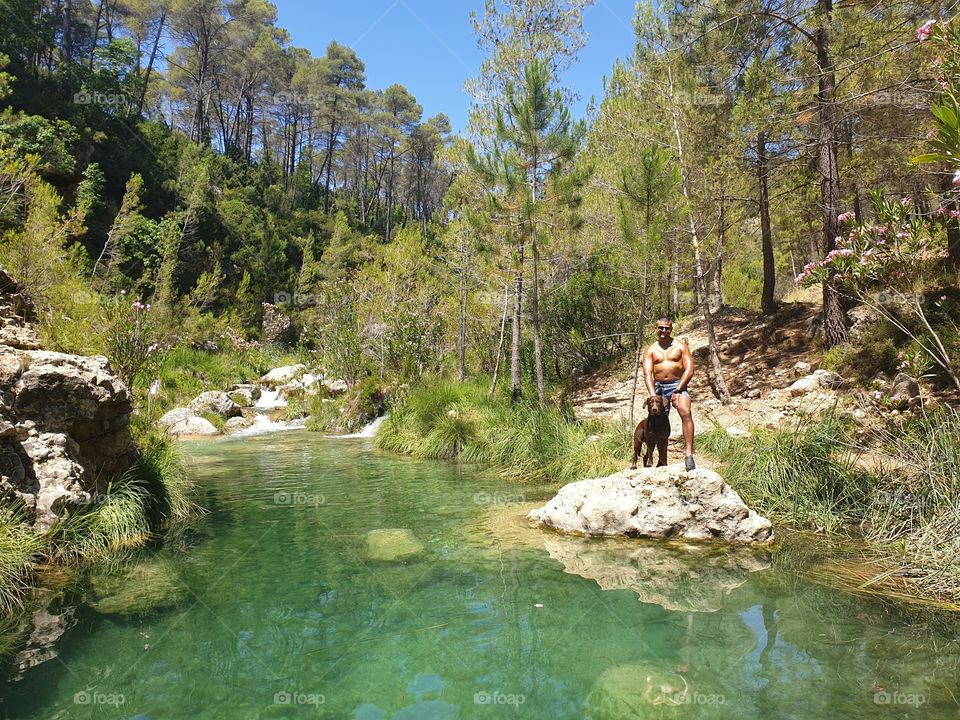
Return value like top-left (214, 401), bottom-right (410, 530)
top-left (231, 414), bottom-right (306, 438)
top-left (255, 388), bottom-right (287, 409)
top-left (327, 414), bottom-right (387, 439)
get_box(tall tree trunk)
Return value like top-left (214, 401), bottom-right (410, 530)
top-left (137, 10), bottom-right (166, 116)
top-left (940, 173), bottom-right (960, 268)
top-left (816, 0), bottom-right (849, 346)
top-left (62, 0), bottom-right (73, 62)
top-left (758, 131), bottom-right (777, 314)
top-left (671, 239), bottom-right (680, 316)
top-left (511, 240), bottom-right (524, 403)
top-left (628, 259), bottom-right (650, 428)
top-left (457, 236), bottom-right (468, 382)
top-left (529, 159), bottom-right (546, 404)
top-left (489, 283), bottom-right (510, 398)
top-left (669, 67), bottom-right (729, 403)
top-left (713, 195), bottom-right (724, 310)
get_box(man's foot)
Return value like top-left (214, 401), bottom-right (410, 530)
top-left (684, 456), bottom-right (696, 471)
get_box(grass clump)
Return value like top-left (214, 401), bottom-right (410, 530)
top-left (701, 407), bottom-right (960, 605)
top-left (376, 377), bottom-right (630, 484)
top-left (0, 510), bottom-right (42, 612)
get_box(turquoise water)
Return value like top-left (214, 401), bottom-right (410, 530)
top-left (4, 431), bottom-right (960, 719)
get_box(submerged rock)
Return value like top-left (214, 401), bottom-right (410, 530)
top-left (585, 664), bottom-right (719, 719)
top-left (87, 558), bottom-right (187, 615)
top-left (365, 528), bottom-right (425, 562)
top-left (528, 465), bottom-right (773, 544)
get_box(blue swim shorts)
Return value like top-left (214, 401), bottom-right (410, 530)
top-left (654, 379), bottom-right (688, 410)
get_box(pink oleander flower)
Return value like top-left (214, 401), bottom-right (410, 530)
top-left (941, 80), bottom-right (950, 91)
top-left (927, 130), bottom-right (938, 140)
top-left (935, 56), bottom-right (943, 66)
top-left (950, 211), bottom-right (960, 220)
top-left (938, 207), bottom-right (950, 217)
top-left (898, 351), bottom-right (905, 360)
top-left (901, 197), bottom-right (912, 206)
top-left (917, 19), bottom-right (936, 42)
top-left (941, 295), bottom-right (948, 301)
top-left (953, 170), bottom-right (960, 185)
top-left (837, 211), bottom-right (855, 223)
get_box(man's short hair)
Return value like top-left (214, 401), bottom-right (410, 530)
top-left (656, 317), bottom-right (672, 326)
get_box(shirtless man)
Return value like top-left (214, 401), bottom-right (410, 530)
top-left (642, 317), bottom-right (696, 470)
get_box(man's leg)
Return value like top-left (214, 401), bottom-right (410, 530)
top-left (672, 393), bottom-right (695, 468)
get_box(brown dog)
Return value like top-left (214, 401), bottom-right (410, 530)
top-left (631, 394), bottom-right (671, 469)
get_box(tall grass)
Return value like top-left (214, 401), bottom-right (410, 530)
top-left (376, 378), bottom-right (631, 484)
top-left (700, 408), bottom-right (960, 605)
top-left (0, 509), bottom-right (42, 612)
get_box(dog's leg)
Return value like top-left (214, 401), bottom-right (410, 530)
top-left (656, 437), bottom-right (668, 467)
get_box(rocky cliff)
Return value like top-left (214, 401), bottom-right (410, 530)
top-left (0, 268), bottom-right (134, 531)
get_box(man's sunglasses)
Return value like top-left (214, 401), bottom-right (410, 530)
top-left (656, 326), bottom-right (672, 331)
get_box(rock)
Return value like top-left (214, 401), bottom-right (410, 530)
top-left (727, 426), bottom-right (751, 438)
top-left (224, 416), bottom-right (254, 432)
top-left (323, 378), bottom-right (349, 395)
top-left (890, 373), bottom-right (921, 409)
top-left (277, 381), bottom-right (304, 400)
top-left (788, 369), bottom-right (845, 397)
top-left (793, 361), bottom-right (812, 377)
top-left (228, 383), bottom-right (260, 406)
top-left (157, 408), bottom-right (220, 437)
top-left (0, 271), bottom-right (134, 531)
top-left (585, 664), bottom-right (721, 719)
top-left (258, 364), bottom-right (306, 387)
top-left (365, 528), bottom-right (426, 562)
top-left (816, 369), bottom-right (846, 390)
top-left (743, 389), bottom-right (761, 399)
top-left (190, 391), bottom-right (241, 418)
top-left (87, 558), bottom-right (187, 615)
top-left (788, 374), bottom-right (820, 397)
top-left (527, 466), bottom-right (773, 544)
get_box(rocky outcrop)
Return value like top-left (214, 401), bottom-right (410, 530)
top-left (788, 368), bottom-right (846, 397)
top-left (228, 383), bottom-right (260, 407)
top-left (528, 465), bottom-right (773, 544)
top-left (889, 372), bottom-right (922, 409)
top-left (0, 270), bottom-right (135, 530)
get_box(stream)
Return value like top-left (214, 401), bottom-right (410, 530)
top-left (2, 429), bottom-right (959, 718)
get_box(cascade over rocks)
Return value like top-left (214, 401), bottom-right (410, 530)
top-left (0, 268), bottom-right (135, 530)
top-left (528, 465), bottom-right (773, 544)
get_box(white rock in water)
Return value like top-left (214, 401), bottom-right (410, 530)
top-left (190, 390), bottom-right (241, 418)
top-left (365, 528), bottom-right (425, 562)
top-left (528, 465), bottom-right (773, 544)
top-left (157, 408), bottom-right (219, 437)
top-left (258, 364), bottom-right (307, 386)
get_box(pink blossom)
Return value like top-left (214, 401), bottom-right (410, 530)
top-left (898, 351), bottom-right (905, 360)
top-left (900, 197), bottom-right (912, 207)
top-left (941, 295), bottom-right (948, 301)
top-left (927, 130), bottom-right (937, 140)
top-left (917, 19), bottom-right (936, 42)
top-left (950, 211), bottom-right (960, 220)
top-left (952, 170), bottom-right (960, 185)
top-left (837, 211), bottom-right (855, 223)
top-left (935, 56), bottom-right (944, 66)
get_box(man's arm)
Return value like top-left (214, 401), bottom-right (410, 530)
top-left (642, 345), bottom-right (656, 396)
top-left (677, 342), bottom-right (695, 392)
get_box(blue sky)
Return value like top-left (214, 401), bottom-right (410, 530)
top-left (273, 1), bottom-right (638, 133)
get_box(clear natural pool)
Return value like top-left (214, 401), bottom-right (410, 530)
top-left (3, 430), bottom-right (959, 718)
